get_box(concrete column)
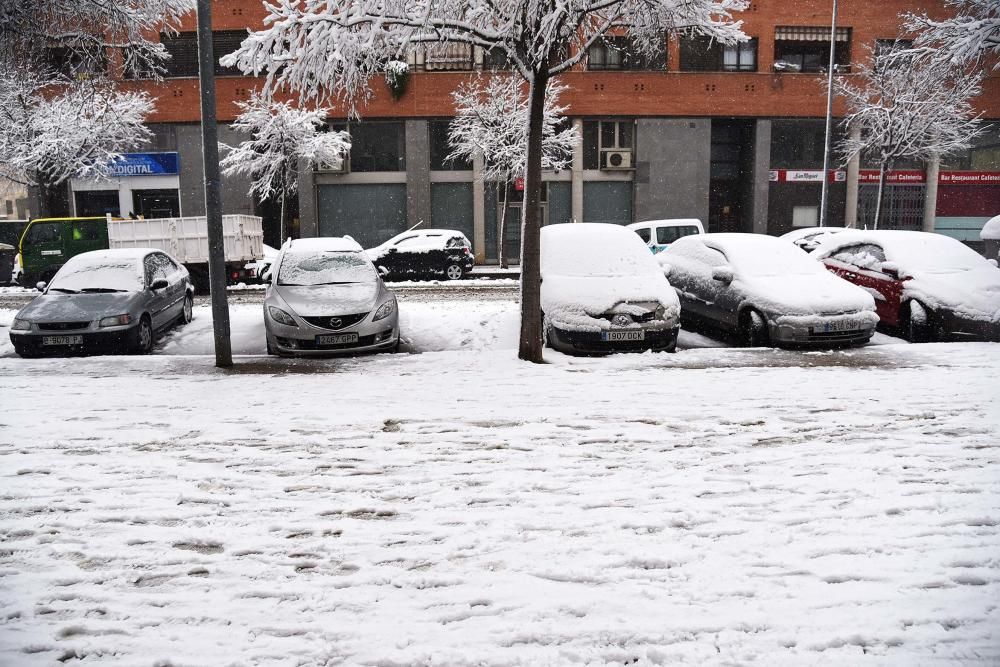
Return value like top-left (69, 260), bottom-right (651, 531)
top-left (922, 155), bottom-right (940, 233)
top-left (405, 120), bottom-right (431, 228)
top-left (472, 153), bottom-right (486, 263)
top-left (844, 124), bottom-right (861, 228)
top-left (633, 119), bottom-right (711, 223)
top-left (752, 120), bottom-right (771, 235)
top-left (571, 118), bottom-right (584, 223)
top-left (298, 162), bottom-right (318, 238)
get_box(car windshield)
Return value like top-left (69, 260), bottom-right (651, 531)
top-left (886, 236), bottom-right (990, 273)
top-left (719, 238), bottom-right (827, 277)
top-left (277, 250), bottom-right (376, 286)
top-left (47, 256), bottom-right (143, 293)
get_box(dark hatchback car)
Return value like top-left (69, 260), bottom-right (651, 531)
top-left (9, 248), bottom-right (194, 357)
top-left (366, 229), bottom-right (475, 281)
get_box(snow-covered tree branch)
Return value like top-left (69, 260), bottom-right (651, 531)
top-left (222, 0), bottom-right (747, 362)
top-left (220, 93), bottom-right (351, 241)
top-left (903, 0), bottom-right (1000, 70)
top-left (0, 69), bottom-right (153, 189)
top-left (448, 75), bottom-right (578, 267)
top-left (835, 48), bottom-right (984, 228)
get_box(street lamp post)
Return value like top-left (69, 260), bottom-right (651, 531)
top-left (819, 0), bottom-right (840, 228)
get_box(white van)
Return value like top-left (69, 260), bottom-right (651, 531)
top-left (627, 219), bottom-right (705, 254)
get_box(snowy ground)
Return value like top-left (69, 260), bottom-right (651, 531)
top-left (0, 302), bottom-right (998, 665)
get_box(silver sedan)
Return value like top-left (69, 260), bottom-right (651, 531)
top-left (263, 237), bottom-right (399, 356)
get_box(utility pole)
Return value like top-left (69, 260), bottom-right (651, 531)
top-left (819, 0), bottom-right (839, 228)
top-left (196, 0), bottom-right (233, 367)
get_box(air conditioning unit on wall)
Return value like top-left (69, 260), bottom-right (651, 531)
top-left (600, 149), bottom-right (632, 170)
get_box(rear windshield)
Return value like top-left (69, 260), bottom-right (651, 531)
top-left (278, 250), bottom-right (376, 286)
top-left (48, 256), bottom-right (144, 292)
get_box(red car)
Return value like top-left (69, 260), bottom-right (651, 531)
top-left (814, 230), bottom-right (1000, 342)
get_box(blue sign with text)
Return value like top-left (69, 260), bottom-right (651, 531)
top-left (108, 152), bottom-right (179, 177)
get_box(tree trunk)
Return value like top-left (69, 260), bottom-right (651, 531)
top-left (518, 70), bottom-right (548, 363)
top-left (922, 155), bottom-right (940, 233)
top-left (498, 182), bottom-right (508, 269)
top-left (279, 191), bottom-right (288, 244)
top-left (873, 161), bottom-right (888, 230)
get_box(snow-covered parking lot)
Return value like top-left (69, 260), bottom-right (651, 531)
top-left (1, 302), bottom-right (998, 665)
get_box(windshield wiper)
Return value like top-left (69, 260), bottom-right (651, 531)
top-left (48, 287), bottom-right (78, 294)
top-left (310, 281), bottom-right (357, 286)
top-left (79, 287), bottom-right (128, 293)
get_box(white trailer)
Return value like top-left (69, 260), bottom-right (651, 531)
top-left (108, 214), bottom-right (263, 290)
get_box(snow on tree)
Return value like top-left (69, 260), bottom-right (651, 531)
top-left (222, 0), bottom-right (747, 363)
top-left (834, 48), bottom-right (984, 229)
top-left (0, 69), bottom-right (153, 209)
top-left (447, 76), bottom-right (579, 268)
top-left (220, 93), bottom-right (351, 243)
top-left (903, 0), bottom-right (1000, 71)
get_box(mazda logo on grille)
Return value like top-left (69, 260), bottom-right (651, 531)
top-left (329, 317), bottom-right (342, 329)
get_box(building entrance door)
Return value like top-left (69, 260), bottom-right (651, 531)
top-left (132, 189), bottom-right (180, 218)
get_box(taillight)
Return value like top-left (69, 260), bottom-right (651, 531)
top-left (231, 270), bottom-right (240, 280)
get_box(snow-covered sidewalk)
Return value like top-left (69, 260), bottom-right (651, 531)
top-left (0, 308), bottom-right (997, 665)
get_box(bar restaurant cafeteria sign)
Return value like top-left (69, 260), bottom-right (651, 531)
top-left (770, 169), bottom-right (1000, 185)
top-left (108, 152), bottom-right (180, 177)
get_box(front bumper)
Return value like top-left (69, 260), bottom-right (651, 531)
top-left (10, 325), bottom-right (138, 356)
top-left (548, 323), bottom-right (680, 355)
top-left (770, 313), bottom-right (877, 348)
top-left (265, 307), bottom-right (399, 356)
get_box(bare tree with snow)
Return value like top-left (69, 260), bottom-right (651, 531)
top-left (223, 0), bottom-right (746, 362)
top-left (448, 76), bottom-right (579, 269)
top-left (0, 69), bottom-right (154, 215)
top-left (903, 0), bottom-right (1000, 71)
top-left (220, 93), bottom-right (351, 243)
top-left (834, 48), bottom-right (984, 229)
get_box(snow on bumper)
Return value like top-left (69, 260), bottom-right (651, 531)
top-left (769, 310), bottom-right (879, 346)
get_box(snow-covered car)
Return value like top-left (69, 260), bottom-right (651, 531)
top-left (9, 248), bottom-right (194, 357)
top-left (659, 233), bottom-right (878, 347)
top-left (263, 237), bottom-right (399, 355)
top-left (243, 243), bottom-right (278, 282)
top-left (366, 229), bottom-right (474, 281)
top-left (814, 230), bottom-right (1000, 342)
top-left (627, 219), bottom-right (704, 254)
top-left (781, 226), bottom-right (847, 253)
top-left (540, 223), bottom-right (681, 355)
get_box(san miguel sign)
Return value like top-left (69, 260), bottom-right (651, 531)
top-left (770, 169), bottom-right (1000, 186)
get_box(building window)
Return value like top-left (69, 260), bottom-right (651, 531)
top-left (792, 206), bottom-right (819, 228)
top-left (680, 36), bottom-right (756, 72)
top-left (46, 44), bottom-right (107, 80)
top-left (333, 121), bottom-right (406, 172)
top-left (586, 36), bottom-right (665, 71)
top-left (583, 120), bottom-right (634, 170)
top-left (161, 31), bottom-right (249, 78)
top-left (482, 46), bottom-right (513, 71)
top-left (422, 42), bottom-right (475, 71)
top-left (429, 120), bottom-right (471, 171)
top-left (774, 26), bottom-right (852, 73)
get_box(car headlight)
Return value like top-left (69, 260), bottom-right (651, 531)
top-left (373, 298), bottom-right (396, 322)
top-left (267, 306), bottom-right (297, 327)
top-left (655, 304), bottom-right (666, 320)
top-left (99, 314), bottom-right (132, 328)
top-left (11, 317), bottom-right (31, 331)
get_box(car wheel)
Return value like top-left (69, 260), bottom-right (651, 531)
top-left (178, 293), bottom-right (194, 325)
top-left (132, 316), bottom-right (154, 354)
top-left (444, 263), bottom-right (464, 281)
top-left (740, 309), bottom-right (769, 347)
top-left (903, 300), bottom-right (934, 343)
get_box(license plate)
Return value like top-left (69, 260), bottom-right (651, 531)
top-left (820, 320), bottom-right (860, 333)
top-left (316, 333), bottom-right (359, 345)
top-left (41, 335), bottom-right (83, 346)
top-left (602, 329), bottom-right (645, 342)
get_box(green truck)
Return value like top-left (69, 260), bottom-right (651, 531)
top-left (17, 215), bottom-right (264, 290)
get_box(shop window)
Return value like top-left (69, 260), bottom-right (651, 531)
top-left (680, 37), bottom-right (757, 72)
top-left (587, 36), bottom-right (665, 71)
top-left (429, 120), bottom-right (471, 171)
top-left (792, 206), bottom-right (819, 228)
top-left (583, 120), bottom-right (634, 170)
top-left (774, 26), bottom-right (851, 73)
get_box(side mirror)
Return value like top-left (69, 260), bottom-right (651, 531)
top-left (711, 266), bottom-right (734, 284)
top-left (989, 258), bottom-right (998, 268)
top-left (36, 281), bottom-right (46, 292)
top-left (260, 269), bottom-right (272, 283)
top-left (880, 261), bottom-right (900, 278)
top-left (150, 279), bottom-right (169, 291)
top-left (377, 265), bottom-right (389, 278)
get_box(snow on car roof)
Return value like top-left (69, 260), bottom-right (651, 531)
top-left (287, 237), bottom-right (363, 253)
top-left (780, 226), bottom-right (846, 242)
top-left (982, 214), bottom-right (1000, 241)
top-left (67, 248), bottom-right (157, 261)
top-left (542, 223), bottom-right (660, 277)
top-left (628, 219), bottom-right (703, 229)
top-left (814, 230), bottom-right (988, 271)
top-left (693, 233), bottom-right (828, 276)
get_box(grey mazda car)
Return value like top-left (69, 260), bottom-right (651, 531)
top-left (9, 248), bottom-right (194, 357)
top-left (263, 237), bottom-right (399, 355)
